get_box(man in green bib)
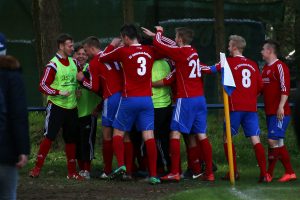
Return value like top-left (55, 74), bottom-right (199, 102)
top-left (29, 33), bottom-right (84, 180)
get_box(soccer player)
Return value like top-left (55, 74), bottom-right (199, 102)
top-left (73, 44), bottom-right (100, 179)
top-left (76, 36), bottom-right (123, 179)
top-left (261, 39), bottom-right (296, 182)
top-left (147, 26), bottom-right (216, 181)
top-left (29, 33), bottom-right (84, 180)
top-left (220, 35), bottom-right (270, 182)
top-left (99, 24), bottom-right (161, 184)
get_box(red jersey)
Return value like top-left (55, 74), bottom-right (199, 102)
top-left (99, 44), bottom-right (159, 97)
top-left (262, 59), bottom-right (291, 115)
top-left (217, 56), bottom-right (262, 112)
top-left (82, 51), bottom-right (123, 99)
top-left (154, 30), bottom-right (215, 98)
top-left (39, 53), bottom-right (79, 96)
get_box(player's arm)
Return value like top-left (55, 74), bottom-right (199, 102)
top-left (153, 69), bottom-right (176, 87)
top-left (200, 62), bottom-right (220, 74)
top-left (39, 63), bottom-right (60, 96)
top-left (142, 27), bottom-right (177, 46)
top-left (276, 63), bottom-right (290, 120)
top-left (99, 39), bottom-right (122, 63)
top-left (77, 62), bottom-right (101, 93)
top-left (153, 28), bottom-right (181, 61)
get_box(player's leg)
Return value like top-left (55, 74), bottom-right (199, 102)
top-left (222, 111), bottom-right (240, 180)
top-left (124, 132), bottom-right (134, 179)
top-left (63, 108), bottom-right (84, 180)
top-left (29, 103), bottom-right (62, 178)
top-left (187, 135), bottom-right (202, 178)
top-left (267, 115), bottom-right (296, 182)
top-left (242, 112), bottom-right (269, 182)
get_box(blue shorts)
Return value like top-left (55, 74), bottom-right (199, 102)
top-left (112, 96), bottom-right (154, 132)
top-left (102, 92), bottom-right (121, 127)
top-left (225, 111), bottom-right (260, 137)
top-left (170, 96), bottom-right (207, 134)
top-left (266, 115), bottom-right (290, 140)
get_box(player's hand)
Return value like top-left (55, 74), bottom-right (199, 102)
top-left (16, 154), bottom-right (28, 169)
top-left (110, 38), bottom-right (122, 47)
top-left (155, 26), bottom-right (164, 32)
top-left (277, 106), bottom-right (284, 120)
top-left (59, 90), bottom-right (70, 96)
top-left (76, 71), bottom-right (84, 81)
top-left (141, 27), bottom-right (155, 37)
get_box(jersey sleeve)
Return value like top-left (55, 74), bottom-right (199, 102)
top-left (39, 64), bottom-right (60, 96)
top-left (200, 62), bottom-right (220, 74)
top-left (153, 31), bottom-right (181, 61)
top-left (99, 46), bottom-right (122, 63)
top-left (82, 61), bottom-right (101, 93)
top-left (163, 69), bottom-right (176, 86)
top-left (276, 62), bottom-right (290, 96)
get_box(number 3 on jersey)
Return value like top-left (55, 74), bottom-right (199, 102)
top-left (242, 69), bottom-right (251, 88)
top-left (137, 57), bottom-right (146, 76)
top-left (189, 58), bottom-right (201, 78)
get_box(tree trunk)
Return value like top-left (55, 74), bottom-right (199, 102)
top-left (32, 0), bottom-right (61, 75)
top-left (295, 0), bottom-right (300, 82)
top-left (213, 0), bottom-right (225, 119)
top-left (123, 0), bottom-right (134, 24)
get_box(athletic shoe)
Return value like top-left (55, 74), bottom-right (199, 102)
top-left (200, 161), bottom-right (218, 173)
top-left (67, 172), bottom-right (85, 181)
top-left (108, 165), bottom-right (126, 180)
top-left (79, 170), bottom-right (90, 180)
top-left (201, 173), bottom-right (215, 181)
top-left (181, 169), bottom-right (193, 179)
top-left (122, 174), bottom-right (133, 181)
top-left (278, 173), bottom-right (297, 182)
top-left (148, 177), bottom-right (161, 185)
top-left (192, 172), bottom-right (204, 179)
top-left (221, 172), bottom-right (240, 181)
top-left (29, 167), bottom-right (41, 178)
top-left (99, 172), bottom-right (109, 179)
top-left (259, 173), bottom-right (272, 183)
top-left (160, 173), bottom-right (180, 182)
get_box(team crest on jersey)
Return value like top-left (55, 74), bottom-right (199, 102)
top-left (267, 70), bottom-right (271, 75)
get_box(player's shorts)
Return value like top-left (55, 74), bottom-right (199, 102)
top-left (44, 102), bottom-right (78, 143)
top-left (225, 111), bottom-right (260, 137)
top-left (266, 115), bottom-right (291, 140)
top-left (170, 96), bottom-right (207, 134)
top-left (102, 92), bottom-right (121, 127)
top-left (112, 96), bottom-right (154, 132)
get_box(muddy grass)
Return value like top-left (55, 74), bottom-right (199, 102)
top-left (17, 176), bottom-right (214, 200)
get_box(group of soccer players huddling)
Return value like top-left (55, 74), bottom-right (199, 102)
top-left (29, 24), bottom-right (296, 185)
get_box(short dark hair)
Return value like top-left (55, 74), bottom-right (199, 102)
top-left (175, 27), bottom-right (194, 45)
top-left (120, 24), bottom-right (138, 40)
top-left (83, 36), bottom-right (101, 49)
top-left (56, 33), bottom-right (73, 48)
top-left (264, 39), bottom-right (280, 56)
top-left (74, 44), bottom-right (84, 53)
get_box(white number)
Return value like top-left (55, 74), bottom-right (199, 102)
top-left (137, 57), bottom-right (146, 76)
top-left (242, 69), bottom-right (251, 88)
top-left (189, 59), bottom-right (201, 78)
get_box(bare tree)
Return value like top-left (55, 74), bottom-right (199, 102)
top-left (123, 0), bottom-right (135, 24)
top-left (32, 0), bottom-right (61, 75)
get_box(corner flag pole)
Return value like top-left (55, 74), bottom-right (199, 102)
top-left (223, 89), bottom-right (235, 185)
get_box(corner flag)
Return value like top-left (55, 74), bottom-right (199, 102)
top-left (220, 53), bottom-right (236, 96)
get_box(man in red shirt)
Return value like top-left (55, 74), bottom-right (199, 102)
top-left (76, 36), bottom-right (123, 179)
top-left (261, 39), bottom-right (296, 182)
top-left (29, 33), bottom-right (83, 180)
top-left (99, 24), bottom-right (160, 184)
top-left (219, 35), bottom-right (270, 182)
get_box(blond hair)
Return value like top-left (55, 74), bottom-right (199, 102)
top-left (229, 35), bottom-right (246, 52)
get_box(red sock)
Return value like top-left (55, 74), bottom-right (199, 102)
top-left (278, 146), bottom-right (294, 174)
top-left (77, 160), bottom-right (84, 171)
top-left (102, 139), bottom-right (113, 174)
top-left (84, 161), bottom-right (91, 172)
top-left (35, 137), bottom-right (52, 168)
top-left (197, 142), bottom-right (204, 163)
top-left (253, 143), bottom-right (267, 177)
top-left (267, 147), bottom-right (279, 176)
top-left (170, 138), bottom-right (181, 175)
top-left (65, 143), bottom-right (77, 174)
top-left (223, 143), bottom-right (237, 173)
top-left (113, 135), bottom-right (124, 167)
top-left (124, 141), bottom-right (134, 175)
top-left (189, 146), bottom-right (201, 174)
top-left (145, 138), bottom-right (157, 177)
top-left (198, 138), bottom-right (213, 175)
top-left (186, 144), bottom-right (193, 170)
